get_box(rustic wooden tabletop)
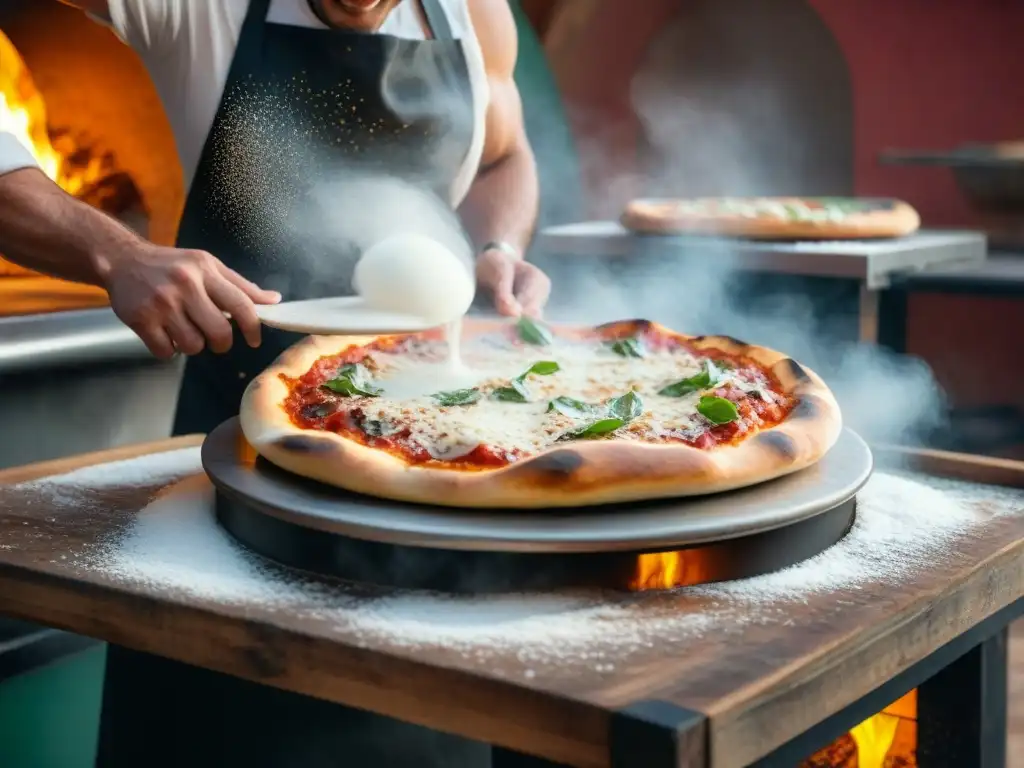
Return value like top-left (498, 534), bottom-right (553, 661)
top-left (0, 437), bottom-right (1021, 767)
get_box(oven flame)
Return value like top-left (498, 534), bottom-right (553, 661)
top-left (0, 30), bottom-right (104, 196)
top-left (237, 432), bottom-right (260, 466)
top-left (630, 551), bottom-right (686, 590)
top-left (849, 711), bottom-right (900, 768)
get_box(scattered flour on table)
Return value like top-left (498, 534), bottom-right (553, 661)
top-left (67, 460), bottom-right (1017, 664)
top-left (17, 448), bottom-right (202, 495)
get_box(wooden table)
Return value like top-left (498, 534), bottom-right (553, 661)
top-left (0, 437), bottom-right (1022, 767)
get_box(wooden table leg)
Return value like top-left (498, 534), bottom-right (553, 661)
top-left (918, 627), bottom-right (1009, 768)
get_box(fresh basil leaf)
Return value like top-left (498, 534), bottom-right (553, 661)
top-left (492, 386), bottom-right (528, 403)
top-left (517, 317), bottom-right (553, 346)
top-left (607, 391), bottom-right (643, 422)
top-left (658, 360), bottom-right (722, 397)
top-left (431, 388), bottom-right (481, 407)
top-left (522, 360), bottom-right (560, 377)
top-left (697, 395), bottom-right (739, 425)
top-left (565, 417), bottom-right (625, 439)
top-left (321, 364), bottom-right (382, 397)
top-left (548, 396), bottom-right (599, 419)
top-left (608, 337), bottom-right (645, 358)
top-left (499, 360), bottom-right (561, 403)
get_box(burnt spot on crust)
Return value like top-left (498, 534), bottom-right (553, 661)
top-left (525, 450), bottom-right (584, 480)
top-left (697, 335), bottom-right (749, 350)
top-left (718, 335), bottom-right (749, 349)
top-left (595, 318), bottom-right (654, 334)
top-left (779, 358), bottom-right (812, 384)
top-left (275, 435), bottom-right (337, 454)
top-left (755, 430), bottom-right (799, 461)
top-left (789, 395), bottom-right (823, 421)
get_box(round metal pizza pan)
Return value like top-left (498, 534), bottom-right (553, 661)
top-left (202, 418), bottom-right (872, 554)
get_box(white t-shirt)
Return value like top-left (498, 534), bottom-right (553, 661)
top-left (0, 0), bottom-right (488, 205)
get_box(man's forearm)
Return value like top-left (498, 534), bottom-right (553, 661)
top-left (0, 167), bottom-right (141, 286)
top-left (458, 140), bottom-right (539, 256)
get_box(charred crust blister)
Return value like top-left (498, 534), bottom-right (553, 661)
top-left (526, 450), bottom-right (584, 478)
top-left (595, 318), bottom-right (653, 334)
top-left (276, 435), bottom-right (336, 454)
top-left (790, 396), bottom-right (822, 421)
top-left (755, 430), bottom-right (799, 461)
top-left (779, 358), bottom-right (811, 383)
top-left (719, 335), bottom-right (749, 349)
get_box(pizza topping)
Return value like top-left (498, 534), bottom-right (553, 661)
top-left (516, 317), bottom-right (553, 346)
top-left (431, 388), bottom-right (481, 407)
top-left (302, 403), bottom-right (337, 420)
top-left (566, 418), bottom-right (627, 440)
top-left (321, 363), bottom-right (383, 397)
top-left (491, 360), bottom-right (561, 403)
top-left (659, 360), bottom-right (723, 397)
top-left (360, 418), bottom-right (400, 437)
top-left (697, 395), bottom-right (740, 425)
top-left (607, 337), bottom-right (645, 358)
top-left (282, 322), bottom-right (798, 469)
top-left (608, 390), bottom-right (643, 422)
top-left (656, 196), bottom-right (896, 223)
top-left (548, 396), bottom-right (601, 419)
top-left (561, 391), bottom-right (644, 441)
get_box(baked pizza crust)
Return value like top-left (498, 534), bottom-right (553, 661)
top-left (621, 197), bottom-right (921, 240)
top-left (240, 320), bottom-right (843, 509)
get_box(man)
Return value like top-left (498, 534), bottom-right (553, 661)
top-left (0, 0), bottom-right (549, 765)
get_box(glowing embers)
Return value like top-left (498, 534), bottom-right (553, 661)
top-left (801, 690), bottom-right (917, 767)
top-left (0, 29), bottom-right (145, 274)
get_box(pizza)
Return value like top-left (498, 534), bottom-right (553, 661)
top-left (240, 318), bottom-right (842, 509)
top-left (620, 196), bottom-right (921, 240)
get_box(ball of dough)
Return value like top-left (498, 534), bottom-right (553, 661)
top-left (353, 234), bottom-right (475, 323)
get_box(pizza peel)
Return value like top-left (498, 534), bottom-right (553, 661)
top-left (254, 296), bottom-right (450, 336)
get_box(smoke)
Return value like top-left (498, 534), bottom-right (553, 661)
top-left (535, 45), bottom-right (948, 448)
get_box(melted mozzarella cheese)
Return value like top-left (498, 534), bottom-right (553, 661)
top-left (353, 336), bottom-right (764, 460)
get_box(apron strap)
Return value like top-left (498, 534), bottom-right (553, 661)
top-left (230, 0), bottom-right (274, 80)
top-left (420, 0), bottom-right (455, 41)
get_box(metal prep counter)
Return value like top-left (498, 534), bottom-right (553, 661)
top-left (0, 277), bottom-right (183, 470)
top-left (534, 222), bottom-right (987, 347)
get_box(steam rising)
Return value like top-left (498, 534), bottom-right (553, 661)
top-left (538, 56), bottom-right (947, 447)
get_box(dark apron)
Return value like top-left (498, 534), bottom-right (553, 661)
top-left (97, 1), bottom-right (487, 765)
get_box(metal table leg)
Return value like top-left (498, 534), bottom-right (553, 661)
top-left (875, 286), bottom-right (909, 354)
top-left (917, 627), bottom-right (1009, 768)
top-left (858, 284), bottom-right (880, 344)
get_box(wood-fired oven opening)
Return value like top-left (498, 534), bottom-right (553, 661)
top-left (0, 26), bottom-right (145, 277)
top-left (0, 1), bottom-right (184, 280)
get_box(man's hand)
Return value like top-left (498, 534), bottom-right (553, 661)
top-left (475, 247), bottom-right (550, 318)
top-left (102, 244), bottom-right (281, 359)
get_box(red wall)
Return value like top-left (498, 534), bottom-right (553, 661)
top-left (541, 0), bottom-right (1024, 422)
top-left (809, 0), bottom-right (1024, 227)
